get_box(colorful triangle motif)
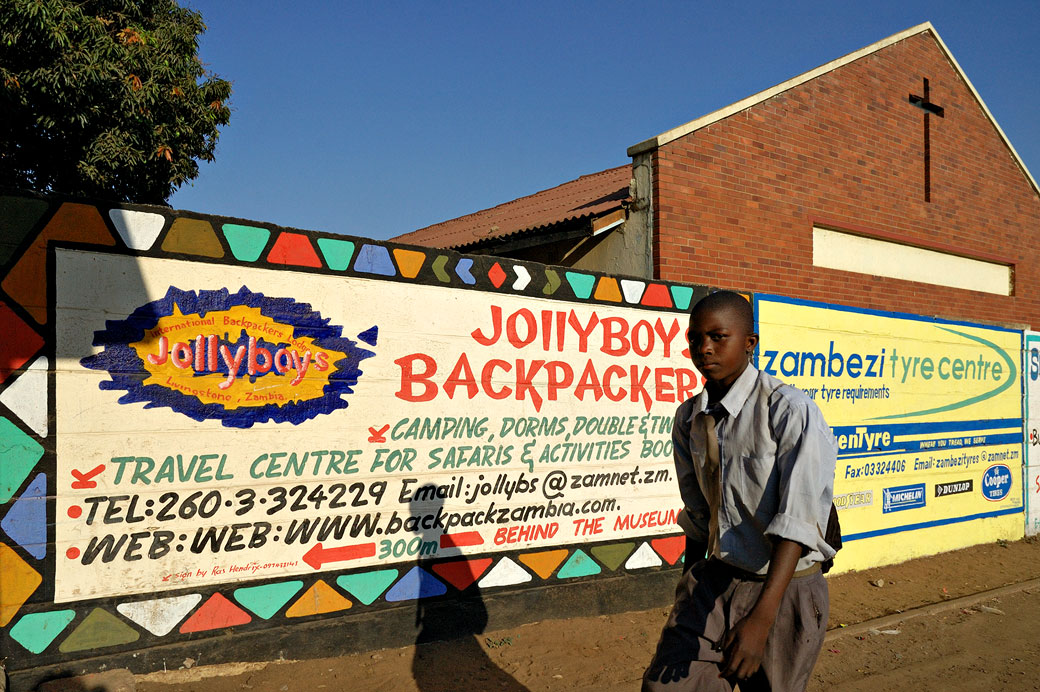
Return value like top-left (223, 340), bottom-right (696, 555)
top-left (336, 569), bottom-right (398, 606)
top-left (478, 557), bottom-right (531, 588)
top-left (641, 284), bottom-right (673, 308)
top-left (0, 541), bottom-right (42, 626)
top-left (59, 607), bottom-right (139, 653)
top-left (431, 558), bottom-right (493, 591)
top-left (317, 238), bottom-right (356, 271)
top-left (590, 543), bottom-right (636, 571)
top-left (670, 285), bottom-right (696, 311)
top-left (116, 594), bottom-right (202, 636)
top-left (593, 277), bottom-right (623, 302)
top-left (222, 224), bottom-right (271, 262)
top-left (393, 248), bottom-right (426, 278)
top-left (384, 566), bottom-right (447, 602)
top-left (0, 355), bottom-right (48, 437)
top-left (9, 609), bottom-right (76, 654)
top-left (565, 271), bottom-right (596, 299)
top-left (0, 416), bottom-right (44, 504)
top-left (651, 536), bottom-right (686, 565)
top-left (1, 472), bottom-right (47, 559)
top-left (267, 232), bottom-right (322, 268)
top-left (354, 244), bottom-right (396, 276)
top-left (0, 300), bottom-right (44, 386)
top-left (179, 593), bottom-right (251, 633)
top-left (108, 209), bottom-right (166, 250)
top-left (556, 549), bottom-right (602, 579)
top-left (285, 580), bottom-right (352, 618)
top-left (2, 202), bottom-right (116, 324)
top-left (233, 580), bottom-right (304, 619)
top-left (624, 542), bottom-right (663, 570)
top-left (161, 218), bottom-right (225, 258)
top-left (517, 549), bottom-right (569, 580)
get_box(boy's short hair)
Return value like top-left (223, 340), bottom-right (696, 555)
top-left (691, 290), bottom-right (755, 334)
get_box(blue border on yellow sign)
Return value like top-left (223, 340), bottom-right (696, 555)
top-left (843, 506), bottom-right (1022, 542)
top-left (751, 293), bottom-right (1021, 335)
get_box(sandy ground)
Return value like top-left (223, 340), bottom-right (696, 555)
top-left (137, 536), bottom-right (1040, 692)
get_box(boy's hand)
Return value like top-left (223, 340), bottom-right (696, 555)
top-left (719, 612), bottom-right (771, 679)
top-left (719, 539), bottom-right (804, 679)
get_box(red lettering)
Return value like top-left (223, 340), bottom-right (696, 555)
top-left (288, 350), bottom-right (312, 386)
top-left (677, 368), bottom-right (699, 401)
top-left (540, 310), bottom-right (553, 352)
top-left (574, 360), bottom-right (603, 401)
top-left (480, 359), bottom-right (512, 400)
top-left (655, 367), bottom-right (675, 403)
top-left (274, 347), bottom-right (291, 374)
top-left (247, 336), bottom-right (272, 376)
top-left (603, 365), bottom-right (626, 402)
top-left (444, 353), bottom-right (479, 400)
top-left (567, 310), bottom-right (599, 352)
top-left (514, 359), bottom-right (545, 411)
top-left (206, 335), bottom-right (219, 371)
top-left (218, 344), bottom-right (246, 389)
top-left (655, 318), bottom-right (682, 358)
top-left (632, 320), bottom-right (654, 357)
top-left (171, 341), bottom-right (192, 369)
top-left (506, 309), bottom-right (537, 348)
top-left (147, 336), bottom-right (169, 365)
top-left (630, 365), bottom-right (652, 412)
top-left (601, 317), bottom-right (630, 356)
top-left (471, 305), bottom-right (502, 346)
top-left (545, 361), bottom-right (573, 401)
top-left (394, 353), bottom-right (438, 402)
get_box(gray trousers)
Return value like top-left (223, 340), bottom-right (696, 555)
top-left (643, 559), bottom-right (828, 692)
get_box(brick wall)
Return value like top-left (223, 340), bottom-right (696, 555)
top-left (652, 31), bottom-right (1040, 329)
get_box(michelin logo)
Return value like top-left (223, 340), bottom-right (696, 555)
top-left (882, 483), bottom-right (926, 513)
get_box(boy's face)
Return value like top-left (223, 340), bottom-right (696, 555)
top-left (687, 305), bottom-right (758, 389)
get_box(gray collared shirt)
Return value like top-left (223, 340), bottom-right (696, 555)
top-left (673, 364), bottom-right (837, 574)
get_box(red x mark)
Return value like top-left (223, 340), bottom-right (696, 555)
top-left (368, 424), bottom-right (390, 443)
top-left (71, 464), bottom-right (106, 489)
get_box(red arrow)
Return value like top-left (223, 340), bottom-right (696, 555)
top-left (302, 541), bottom-right (376, 570)
top-left (71, 464), bottom-right (106, 489)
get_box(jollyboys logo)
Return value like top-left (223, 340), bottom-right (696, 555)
top-left (981, 463), bottom-right (1012, 501)
top-left (82, 287), bottom-right (377, 428)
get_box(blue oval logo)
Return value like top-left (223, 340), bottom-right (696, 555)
top-left (981, 463), bottom-right (1012, 502)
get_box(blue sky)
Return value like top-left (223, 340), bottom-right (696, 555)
top-left (172, 1), bottom-right (1040, 241)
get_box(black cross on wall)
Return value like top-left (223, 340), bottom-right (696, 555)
top-left (908, 78), bottom-right (944, 202)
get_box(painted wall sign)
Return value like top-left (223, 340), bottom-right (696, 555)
top-left (80, 287), bottom-right (376, 427)
top-left (755, 295), bottom-right (1024, 570)
top-left (55, 250), bottom-right (698, 602)
top-left (1024, 331), bottom-right (1040, 536)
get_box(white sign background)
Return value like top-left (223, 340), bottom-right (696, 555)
top-left (55, 250), bottom-right (699, 601)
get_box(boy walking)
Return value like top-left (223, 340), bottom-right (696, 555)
top-left (643, 291), bottom-right (837, 692)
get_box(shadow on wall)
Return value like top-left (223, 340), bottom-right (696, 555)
top-left (410, 486), bottom-right (530, 692)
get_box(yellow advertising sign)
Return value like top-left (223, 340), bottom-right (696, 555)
top-left (756, 295), bottom-right (1024, 571)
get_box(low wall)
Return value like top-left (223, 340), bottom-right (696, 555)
top-left (0, 190), bottom-right (1027, 689)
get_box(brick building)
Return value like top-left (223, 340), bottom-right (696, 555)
top-left (398, 22), bottom-right (1040, 329)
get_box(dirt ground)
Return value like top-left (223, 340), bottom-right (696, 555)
top-left (138, 537), bottom-right (1040, 692)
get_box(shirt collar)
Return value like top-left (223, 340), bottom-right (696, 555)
top-left (689, 363), bottom-right (759, 421)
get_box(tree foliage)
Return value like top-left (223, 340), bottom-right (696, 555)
top-left (0, 0), bottom-right (232, 204)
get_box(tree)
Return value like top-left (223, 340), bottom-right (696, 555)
top-left (0, 0), bottom-right (232, 204)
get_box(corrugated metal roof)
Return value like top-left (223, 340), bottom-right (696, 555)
top-left (392, 165), bottom-right (631, 249)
